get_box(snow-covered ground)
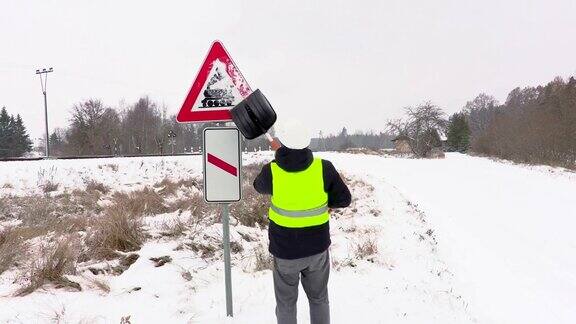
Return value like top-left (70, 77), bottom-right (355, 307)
top-left (1, 152), bottom-right (575, 323)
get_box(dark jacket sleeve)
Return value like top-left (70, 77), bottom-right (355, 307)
top-left (253, 163), bottom-right (273, 195)
top-left (322, 160), bottom-right (352, 208)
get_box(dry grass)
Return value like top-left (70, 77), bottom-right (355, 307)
top-left (111, 187), bottom-right (167, 216)
top-left (16, 238), bottom-right (80, 296)
top-left (353, 236), bottom-right (379, 260)
top-left (85, 207), bottom-right (146, 260)
top-left (159, 214), bottom-right (202, 238)
top-left (85, 180), bottom-right (110, 194)
top-left (82, 274), bottom-right (111, 294)
top-left (2, 195), bottom-right (90, 242)
top-left (253, 245), bottom-right (273, 272)
top-left (167, 191), bottom-right (217, 220)
top-left (154, 177), bottom-right (199, 197)
top-left (0, 227), bottom-right (28, 274)
top-left (230, 186), bottom-right (269, 227)
top-left (70, 189), bottom-right (103, 213)
top-left (42, 180), bottom-right (59, 193)
top-left (228, 163), bottom-right (270, 228)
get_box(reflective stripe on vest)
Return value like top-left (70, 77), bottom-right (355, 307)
top-left (269, 158), bottom-right (329, 228)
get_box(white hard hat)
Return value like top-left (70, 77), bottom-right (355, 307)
top-left (275, 118), bottom-right (311, 150)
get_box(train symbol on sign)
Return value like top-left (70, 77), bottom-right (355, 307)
top-left (200, 67), bottom-right (235, 108)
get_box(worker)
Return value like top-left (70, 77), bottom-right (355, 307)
top-left (253, 118), bottom-right (352, 324)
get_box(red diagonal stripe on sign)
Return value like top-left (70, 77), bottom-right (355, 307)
top-left (207, 153), bottom-right (238, 177)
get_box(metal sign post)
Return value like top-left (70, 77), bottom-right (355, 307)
top-left (202, 127), bottom-right (241, 317)
top-left (221, 203), bottom-right (233, 316)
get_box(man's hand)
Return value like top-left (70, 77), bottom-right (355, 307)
top-left (270, 138), bottom-right (282, 151)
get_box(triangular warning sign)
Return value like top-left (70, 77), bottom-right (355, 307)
top-left (177, 41), bottom-right (252, 123)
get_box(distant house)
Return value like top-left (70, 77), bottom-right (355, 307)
top-left (391, 135), bottom-right (412, 154)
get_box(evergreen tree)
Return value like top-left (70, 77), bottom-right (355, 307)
top-left (0, 107), bottom-right (12, 158)
top-left (0, 108), bottom-right (33, 158)
top-left (13, 114), bottom-right (33, 156)
top-left (447, 112), bottom-right (470, 152)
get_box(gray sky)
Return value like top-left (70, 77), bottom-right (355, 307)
top-left (1, 0), bottom-right (575, 141)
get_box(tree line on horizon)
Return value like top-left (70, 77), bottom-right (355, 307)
top-left (385, 74), bottom-right (575, 169)
top-left (2, 74), bottom-right (574, 169)
top-left (446, 75), bottom-right (576, 168)
top-left (46, 97), bottom-right (276, 157)
top-left (44, 97), bottom-right (391, 157)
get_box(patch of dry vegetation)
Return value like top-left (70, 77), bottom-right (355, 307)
top-left (230, 186), bottom-right (269, 227)
top-left (85, 207), bottom-right (146, 260)
top-left (0, 227), bottom-right (28, 274)
top-left (230, 162), bottom-right (269, 227)
top-left (353, 236), bottom-right (378, 260)
top-left (85, 180), bottom-right (110, 194)
top-left (42, 180), bottom-right (59, 193)
top-left (82, 274), bottom-right (111, 294)
top-left (16, 238), bottom-right (81, 296)
top-left (253, 244), bottom-right (273, 272)
top-left (154, 177), bottom-right (199, 197)
top-left (111, 187), bottom-right (167, 216)
top-left (167, 191), bottom-right (216, 218)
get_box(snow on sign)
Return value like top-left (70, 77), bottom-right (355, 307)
top-left (203, 127), bottom-right (242, 203)
top-left (177, 41), bottom-right (252, 123)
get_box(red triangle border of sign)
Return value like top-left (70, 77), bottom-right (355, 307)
top-left (177, 41), bottom-right (252, 123)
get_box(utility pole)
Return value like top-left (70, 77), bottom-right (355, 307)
top-left (35, 67), bottom-right (53, 158)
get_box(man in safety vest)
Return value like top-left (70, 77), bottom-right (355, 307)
top-left (254, 119), bottom-right (352, 324)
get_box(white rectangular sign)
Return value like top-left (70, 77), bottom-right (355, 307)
top-left (203, 127), bottom-right (242, 203)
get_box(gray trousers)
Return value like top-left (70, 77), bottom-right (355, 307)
top-left (273, 250), bottom-right (330, 324)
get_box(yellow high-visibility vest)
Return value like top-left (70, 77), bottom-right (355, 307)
top-left (269, 158), bottom-right (329, 228)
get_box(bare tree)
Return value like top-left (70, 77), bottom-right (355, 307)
top-left (388, 102), bottom-right (447, 157)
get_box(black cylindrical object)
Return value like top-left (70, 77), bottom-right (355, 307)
top-left (230, 89), bottom-right (277, 139)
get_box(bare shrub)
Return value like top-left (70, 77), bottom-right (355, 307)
top-left (2, 183), bottom-right (13, 189)
top-left (354, 236), bottom-right (378, 260)
top-left (86, 207), bottom-right (146, 260)
top-left (16, 238), bottom-right (80, 296)
top-left (111, 187), bottom-right (167, 216)
top-left (42, 181), bottom-right (59, 193)
top-left (0, 227), bottom-right (28, 274)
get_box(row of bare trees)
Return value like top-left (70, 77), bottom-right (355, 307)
top-left (467, 77), bottom-right (576, 168)
top-left (48, 97), bottom-right (271, 156)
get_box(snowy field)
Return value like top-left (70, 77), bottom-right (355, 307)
top-left (0, 152), bottom-right (575, 323)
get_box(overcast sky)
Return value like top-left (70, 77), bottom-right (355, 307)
top-left (1, 0), bottom-right (575, 141)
